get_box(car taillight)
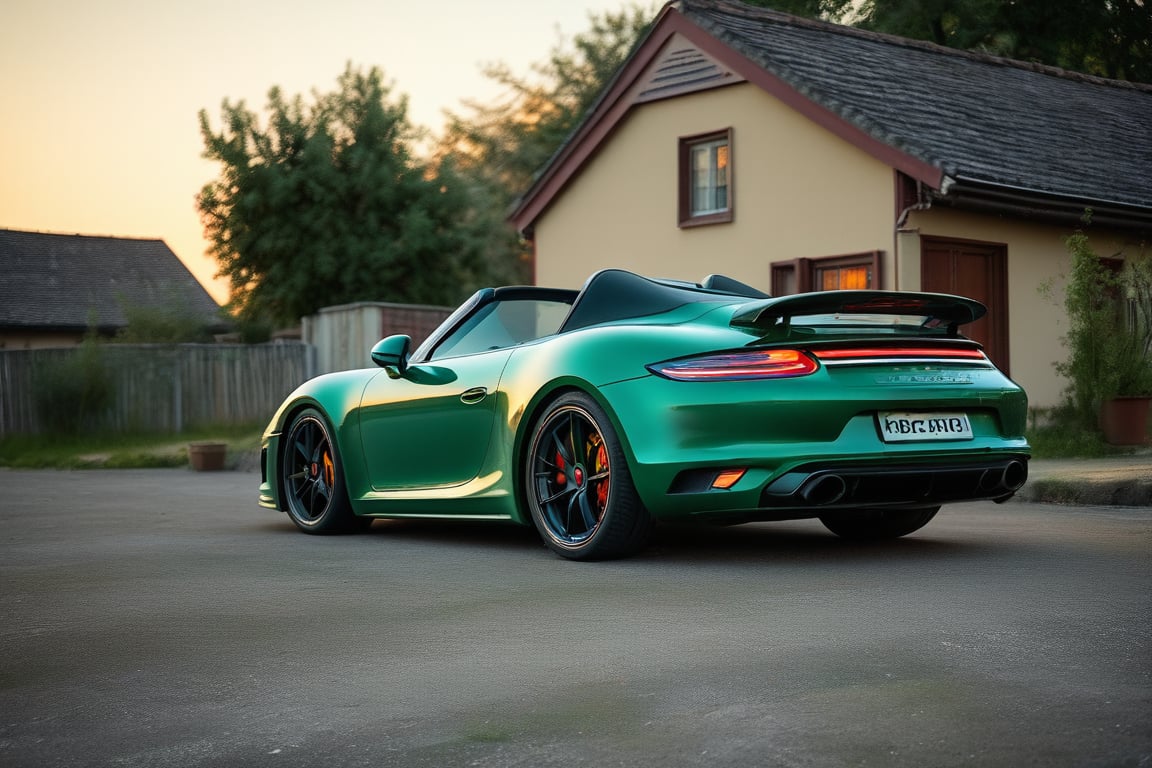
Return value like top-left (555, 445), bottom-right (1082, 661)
top-left (648, 349), bottom-right (818, 381)
top-left (810, 347), bottom-right (988, 364)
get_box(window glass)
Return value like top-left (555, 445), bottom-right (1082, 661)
top-left (772, 253), bottom-right (881, 294)
top-left (690, 138), bottom-right (729, 215)
top-left (817, 264), bottom-right (872, 290)
top-left (430, 299), bottom-right (572, 361)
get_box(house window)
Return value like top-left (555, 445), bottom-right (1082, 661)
top-left (771, 252), bottom-right (882, 295)
top-left (816, 261), bottom-right (872, 290)
top-left (679, 129), bottom-right (733, 227)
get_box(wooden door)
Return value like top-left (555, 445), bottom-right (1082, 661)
top-left (921, 237), bottom-right (1010, 374)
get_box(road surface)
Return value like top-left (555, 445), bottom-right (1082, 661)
top-left (1, 469), bottom-right (1149, 766)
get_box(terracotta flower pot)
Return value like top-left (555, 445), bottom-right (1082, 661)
top-left (188, 442), bottom-right (228, 471)
top-left (1099, 397), bottom-right (1152, 446)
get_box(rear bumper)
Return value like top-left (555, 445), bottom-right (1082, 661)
top-left (760, 456), bottom-right (1029, 509)
top-left (596, 373), bottom-right (1030, 521)
top-left (650, 453), bottom-right (1030, 523)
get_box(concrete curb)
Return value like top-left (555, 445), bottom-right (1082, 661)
top-left (1018, 457), bottom-right (1152, 507)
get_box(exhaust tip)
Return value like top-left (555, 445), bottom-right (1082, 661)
top-left (1001, 461), bottom-right (1028, 492)
top-left (801, 474), bottom-right (848, 506)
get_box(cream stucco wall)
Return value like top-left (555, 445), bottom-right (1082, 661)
top-left (902, 207), bottom-right (1136, 408)
top-left (533, 82), bottom-right (896, 292)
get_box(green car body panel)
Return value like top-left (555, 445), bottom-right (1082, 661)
top-left (260, 269), bottom-right (1029, 539)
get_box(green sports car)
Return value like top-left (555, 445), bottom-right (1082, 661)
top-left (259, 269), bottom-right (1030, 560)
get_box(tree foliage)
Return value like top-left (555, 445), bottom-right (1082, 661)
top-left (114, 290), bottom-right (217, 344)
top-left (437, 5), bottom-right (654, 272)
top-left (32, 336), bottom-right (114, 435)
top-left (747, 0), bottom-right (1151, 81)
top-left (198, 65), bottom-right (498, 326)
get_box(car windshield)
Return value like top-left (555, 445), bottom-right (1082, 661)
top-left (429, 298), bottom-right (573, 361)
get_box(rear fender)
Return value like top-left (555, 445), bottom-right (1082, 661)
top-left (509, 376), bottom-right (644, 526)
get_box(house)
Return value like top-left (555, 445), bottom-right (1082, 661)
top-left (510, 0), bottom-right (1152, 409)
top-left (0, 228), bottom-right (224, 348)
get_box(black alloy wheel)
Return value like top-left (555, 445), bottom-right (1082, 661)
top-left (282, 408), bottom-right (362, 533)
top-left (525, 391), bottom-right (650, 560)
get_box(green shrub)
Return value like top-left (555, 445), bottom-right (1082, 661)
top-left (1050, 217), bottom-right (1152, 428)
top-left (31, 340), bottom-right (115, 434)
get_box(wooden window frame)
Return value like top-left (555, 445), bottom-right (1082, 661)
top-left (770, 251), bottom-right (882, 295)
top-left (678, 128), bottom-right (733, 228)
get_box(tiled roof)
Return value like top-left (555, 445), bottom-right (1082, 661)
top-left (511, 0), bottom-right (1152, 232)
top-left (0, 229), bottom-right (222, 331)
top-left (680, 0), bottom-right (1152, 209)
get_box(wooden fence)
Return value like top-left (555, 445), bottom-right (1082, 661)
top-left (303, 301), bottom-right (452, 374)
top-left (0, 342), bottom-right (315, 437)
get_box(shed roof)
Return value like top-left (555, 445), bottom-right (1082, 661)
top-left (511, 0), bottom-right (1152, 233)
top-left (0, 228), bottom-right (223, 332)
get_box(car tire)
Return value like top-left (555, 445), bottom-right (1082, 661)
top-left (524, 391), bottom-right (651, 560)
top-left (818, 506), bottom-right (940, 540)
top-left (281, 408), bottom-right (364, 534)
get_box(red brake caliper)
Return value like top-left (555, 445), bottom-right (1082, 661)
top-left (322, 451), bottom-right (335, 488)
top-left (593, 440), bottom-right (608, 514)
top-left (555, 450), bottom-right (566, 487)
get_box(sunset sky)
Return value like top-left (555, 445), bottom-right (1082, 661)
top-left (1, 0), bottom-right (642, 305)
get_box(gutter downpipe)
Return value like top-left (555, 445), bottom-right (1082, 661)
top-left (894, 175), bottom-right (951, 291)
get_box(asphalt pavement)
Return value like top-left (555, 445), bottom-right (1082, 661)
top-left (1, 469), bottom-right (1149, 767)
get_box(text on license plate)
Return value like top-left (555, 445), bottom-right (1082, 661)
top-left (878, 412), bottom-right (974, 442)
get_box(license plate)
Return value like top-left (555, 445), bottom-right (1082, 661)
top-left (878, 412), bottom-right (974, 442)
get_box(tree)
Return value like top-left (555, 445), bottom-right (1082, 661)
top-left (997, 0), bottom-right (1152, 82)
top-left (198, 65), bottom-right (495, 326)
top-left (114, 289), bottom-right (218, 344)
top-left (443, 5), bottom-right (653, 195)
top-left (745, 0), bottom-right (1151, 82)
top-left (437, 5), bottom-right (655, 278)
top-left (743, 0), bottom-right (856, 22)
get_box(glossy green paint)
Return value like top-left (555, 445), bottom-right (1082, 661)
top-left (598, 369), bottom-right (1027, 517)
top-left (358, 350), bottom-right (512, 491)
top-left (260, 293), bottom-right (1030, 526)
top-left (369, 334), bottom-right (411, 374)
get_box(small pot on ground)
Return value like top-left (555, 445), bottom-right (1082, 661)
top-left (188, 442), bottom-right (228, 471)
top-left (1099, 396), bottom-right (1152, 446)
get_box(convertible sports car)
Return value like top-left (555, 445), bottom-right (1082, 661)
top-left (259, 269), bottom-right (1030, 560)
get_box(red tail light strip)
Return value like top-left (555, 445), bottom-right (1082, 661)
top-left (650, 349), bottom-right (818, 381)
top-left (811, 347), bottom-right (989, 365)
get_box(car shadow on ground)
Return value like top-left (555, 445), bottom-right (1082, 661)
top-left (257, 514), bottom-right (982, 566)
top-left (641, 520), bottom-right (975, 565)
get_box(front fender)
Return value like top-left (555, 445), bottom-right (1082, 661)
top-left (261, 369), bottom-right (381, 509)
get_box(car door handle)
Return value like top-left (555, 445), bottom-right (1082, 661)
top-left (460, 387), bottom-right (488, 405)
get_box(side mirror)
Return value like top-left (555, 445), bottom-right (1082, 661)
top-left (370, 334), bottom-right (411, 377)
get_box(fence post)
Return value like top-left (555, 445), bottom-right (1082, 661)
top-left (173, 353), bottom-right (183, 433)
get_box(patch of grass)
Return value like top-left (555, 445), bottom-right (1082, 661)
top-left (0, 424), bottom-right (262, 469)
top-left (1024, 421), bottom-right (1146, 459)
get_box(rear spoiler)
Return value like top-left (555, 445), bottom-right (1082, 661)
top-left (731, 291), bottom-right (987, 332)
